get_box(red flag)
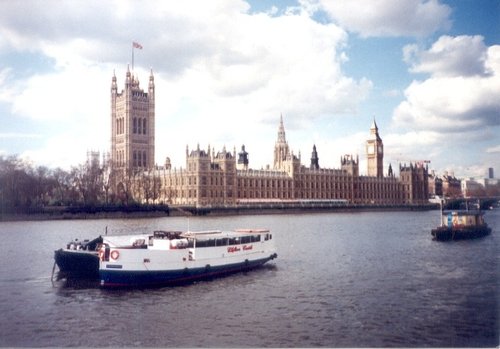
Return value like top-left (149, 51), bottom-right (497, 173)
top-left (133, 41), bottom-right (143, 49)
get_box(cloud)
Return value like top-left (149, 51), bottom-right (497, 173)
top-left (486, 145), bottom-right (500, 154)
top-left (317, 0), bottom-right (451, 37)
top-left (20, 132), bottom-right (99, 169)
top-left (7, 63), bottom-right (110, 122)
top-left (0, 0), bottom-right (374, 169)
top-left (0, 132), bottom-right (41, 139)
top-left (394, 36), bottom-right (500, 133)
top-left (389, 35), bottom-right (500, 175)
top-left (403, 35), bottom-right (490, 77)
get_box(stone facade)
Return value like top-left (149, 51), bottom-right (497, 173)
top-left (399, 163), bottom-right (429, 204)
top-left (110, 70), bottom-right (428, 207)
top-left (111, 67), bottom-right (155, 172)
top-left (441, 172), bottom-right (462, 198)
top-left (129, 119), bottom-right (428, 207)
top-left (366, 119), bottom-right (383, 178)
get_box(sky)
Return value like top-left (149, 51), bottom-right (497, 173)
top-left (0, 0), bottom-right (499, 179)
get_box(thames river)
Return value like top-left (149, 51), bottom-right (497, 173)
top-left (0, 210), bottom-right (498, 347)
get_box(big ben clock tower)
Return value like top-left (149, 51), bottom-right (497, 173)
top-left (366, 119), bottom-right (383, 177)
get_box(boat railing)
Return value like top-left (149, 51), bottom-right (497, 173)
top-left (153, 230), bottom-right (183, 239)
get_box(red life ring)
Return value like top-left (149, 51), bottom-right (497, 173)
top-left (110, 250), bottom-right (120, 260)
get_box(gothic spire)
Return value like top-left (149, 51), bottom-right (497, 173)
top-left (277, 113), bottom-right (286, 144)
top-left (370, 117), bottom-right (381, 141)
top-left (371, 117), bottom-right (378, 131)
top-left (310, 144), bottom-right (319, 170)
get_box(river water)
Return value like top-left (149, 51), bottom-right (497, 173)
top-left (0, 210), bottom-right (498, 347)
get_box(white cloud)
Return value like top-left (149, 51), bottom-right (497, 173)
top-left (404, 35), bottom-right (489, 77)
top-left (0, 132), bottom-right (41, 139)
top-left (394, 36), bottom-right (500, 133)
top-left (9, 63), bottom-right (110, 122)
top-left (383, 130), bottom-right (441, 162)
top-left (20, 132), bottom-right (101, 169)
top-left (0, 0), bottom-right (374, 169)
top-left (390, 35), bottom-right (500, 175)
top-left (486, 145), bottom-right (500, 154)
top-left (317, 0), bottom-right (451, 37)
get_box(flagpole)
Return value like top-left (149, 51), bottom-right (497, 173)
top-left (131, 41), bottom-right (142, 72)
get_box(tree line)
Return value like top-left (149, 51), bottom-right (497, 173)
top-left (0, 154), bottom-right (113, 214)
top-left (0, 154), bottom-right (167, 216)
top-left (1, 153), bottom-right (498, 215)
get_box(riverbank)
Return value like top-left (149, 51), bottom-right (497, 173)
top-left (0, 203), bottom-right (439, 221)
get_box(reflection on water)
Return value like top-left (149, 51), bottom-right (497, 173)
top-left (0, 210), bottom-right (498, 347)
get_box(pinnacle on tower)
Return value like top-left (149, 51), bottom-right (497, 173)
top-left (277, 113), bottom-right (287, 144)
top-left (369, 117), bottom-right (381, 141)
top-left (310, 144), bottom-right (319, 170)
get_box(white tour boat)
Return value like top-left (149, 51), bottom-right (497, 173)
top-left (94, 229), bottom-right (277, 287)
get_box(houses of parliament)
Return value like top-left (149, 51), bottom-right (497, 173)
top-left (110, 69), bottom-right (429, 207)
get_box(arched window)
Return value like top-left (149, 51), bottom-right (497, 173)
top-left (133, 151), bottom-right (137, 167)
top-left (133, 118), bottom-right (137, 134)
top-left (143, 151), bottom-right (147, 167)
top-left (143, 119), bottom-right (147, 134)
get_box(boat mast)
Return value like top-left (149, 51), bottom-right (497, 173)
top-left (440, 199), bottom-right (444, 227)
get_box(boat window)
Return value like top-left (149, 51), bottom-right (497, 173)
top-left (216, 238), bottom-right (228, 246)
top-left (228, 237), bottom-right (239, 245)
top-left (251, 235), bottom-right (261, 242)
top-left (194, 239), bottom-right (216, 248)
top-left (241, 236), bottom-right (251, 244)
top-left (196, 240), bottom-right (207, 248)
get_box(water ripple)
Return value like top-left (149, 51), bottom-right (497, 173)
top-left (0, 210), bottom-right (498, 347)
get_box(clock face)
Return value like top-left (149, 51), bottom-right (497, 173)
top-left (378, 145), bottom-right (383, 153)
top-left (368, 144), bottom-right (374, 154)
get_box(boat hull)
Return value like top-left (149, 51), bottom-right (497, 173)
top-left (100, 253), bottom-right (277, 288)
top-left (54, 249), bottom-right (100, 279)
top-left (431, 225), bottom-right (491, 241)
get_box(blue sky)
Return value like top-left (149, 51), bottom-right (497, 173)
top-left (0, 0), bottom-right (498, 179)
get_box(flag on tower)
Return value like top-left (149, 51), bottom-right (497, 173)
top-left (133, 41), bottom-right (143, 49)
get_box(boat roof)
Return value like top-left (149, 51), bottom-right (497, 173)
top-left (442, 210), bottom-right (483, 216)
top-left (101, 229), bottom-right (270, 245)
top-left (181, 229), bottom-right (270, 240)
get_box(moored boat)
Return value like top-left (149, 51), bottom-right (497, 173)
top-left (431, 210), bottom-right (491, 241)
top-left (99, 229), bottom-right (277, 287)
top-left (54, 228), bottom-right (277, 287)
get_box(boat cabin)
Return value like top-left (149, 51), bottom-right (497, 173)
top-left (182, 229), bottom-right (272, 249)
top-left (441, 211), bottom-right (486, 228)
top-left (100, 229), bottom-right (273, 252)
